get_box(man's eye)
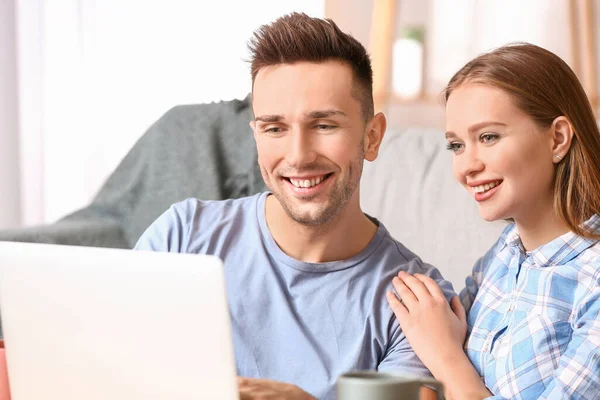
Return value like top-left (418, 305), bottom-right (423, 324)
top-left (263, 127), bottom-right (282, 134)
top-left (445, 142), bottom-right (464, 153)
top-left (315, 124), bottom-right (335, 130)
top-left (480, 133), bottom-right (499, 143)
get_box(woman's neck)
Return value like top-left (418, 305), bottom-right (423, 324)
top-left (515, 208), bottom-right (570, 251)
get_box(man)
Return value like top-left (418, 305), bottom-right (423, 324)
top-left (135, 13), bottom-right (454, 399)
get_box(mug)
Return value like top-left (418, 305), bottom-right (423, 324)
top-left (337, 371), bottom-right (444, 400)
top-left (0, 341), bottom-right (10, 400)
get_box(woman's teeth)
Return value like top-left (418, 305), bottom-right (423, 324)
top-left (474, 181), bottom-right (501, 193)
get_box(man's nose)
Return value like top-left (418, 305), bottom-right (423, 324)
top-left (286, 128), bottom-right (317, 168)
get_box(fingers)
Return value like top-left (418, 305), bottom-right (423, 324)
top-left (386, 290), bottom-right (409, 322)
top-left (392, 275), bottom-right (418, 308)
top-left (238, 377), bottom-right (314, 400)
top-left (396, 271), bottom-right (432, 300)
top-left (412, 273), bottom-right (445, 299)
top-left (238, 377), bottom-right (272, 399)
top-left (450, 296), bottom-right (467, 325)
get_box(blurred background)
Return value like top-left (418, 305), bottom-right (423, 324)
top-left (0, 0), bottom-right (598, 229)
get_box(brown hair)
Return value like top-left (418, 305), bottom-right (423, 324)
top-left (444, 43), bottom-right (600, 239)
top-left (247, 12), bottom-right (374, 120)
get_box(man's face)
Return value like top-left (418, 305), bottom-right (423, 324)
top-left (251, 61), bottom-right (369, 226)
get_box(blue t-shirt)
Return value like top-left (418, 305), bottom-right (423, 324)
top-left (135, 192), bottom-right (455, 399)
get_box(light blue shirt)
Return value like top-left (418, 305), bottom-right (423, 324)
top-left (461, 215), bottom-right (600, 399)
top-left (135, 192), bottom-right (455, 399)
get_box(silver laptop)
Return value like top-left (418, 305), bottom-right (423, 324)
top-left (0, 242), bottom-right (238, 400)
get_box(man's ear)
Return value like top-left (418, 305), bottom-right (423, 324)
top-left (364, 112), bottom-right (387, 162)
top-left (250, 121), bottom-right (258, 142)
top-left (551, 116), bottom-right (574, 164)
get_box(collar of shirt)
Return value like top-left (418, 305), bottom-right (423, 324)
top-left (499, 214), bottom-right (600, 268)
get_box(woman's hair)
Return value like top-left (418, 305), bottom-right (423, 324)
top-left (443, 43), bottom-right (600, 239)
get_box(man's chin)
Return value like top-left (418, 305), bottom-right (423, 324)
top-left (283, 202), bottom-right (334, 226)
top-left (290, 213), bottom-right (331, 226)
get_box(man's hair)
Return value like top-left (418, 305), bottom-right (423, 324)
top-left (248, 12), bottom-right (374, 120)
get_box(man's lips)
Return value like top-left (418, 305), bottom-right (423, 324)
top-left (283, 173), bottom-right (331, 188)
top-left (281, 173), bottom-right (333, 192)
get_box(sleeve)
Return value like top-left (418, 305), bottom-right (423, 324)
top-left (459, 257), bottom-right (483, 314)
top-left (377, 321), bottom-right (432, 378)
top-left (133, 200), bottom-right (194, 252)
top-left (459, 225), bottom-right (513, 313)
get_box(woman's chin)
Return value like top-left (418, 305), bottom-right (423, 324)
top-left (478, 208), bottom-right (508, 222)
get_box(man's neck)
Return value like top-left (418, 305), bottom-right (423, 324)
top-left (264, 194), bottom-right (378, 263)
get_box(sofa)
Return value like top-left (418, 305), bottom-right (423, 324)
top-left (0, 96), bottom-right (504, 291)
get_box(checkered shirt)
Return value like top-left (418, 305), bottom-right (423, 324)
top-left (461, 215), bottom-right (600, 399)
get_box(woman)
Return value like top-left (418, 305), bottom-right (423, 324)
top-left (386, 43), bottom-right (600, 400)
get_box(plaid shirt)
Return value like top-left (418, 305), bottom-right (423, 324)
top-left (460, 215), bottom-right (600, 399)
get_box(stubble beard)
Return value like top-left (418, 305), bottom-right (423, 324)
top-left (263, 143), bottom-right (365, 227)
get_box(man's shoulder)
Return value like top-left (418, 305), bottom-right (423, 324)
top-left (158, 192), bottom-right (265, 240)
top-left (372, 221), bottom-right (422, 264)
top-left (135, 192), bottom-right (266, 253)
top-left (170, 192), bottom-right (265, 219)
top-left (373, 222), bottom-right (457, 299)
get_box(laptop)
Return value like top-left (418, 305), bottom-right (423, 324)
top-left (0, 241), bottom-right (238, 400)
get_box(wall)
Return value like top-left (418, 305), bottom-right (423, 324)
top-left (11, 1), bottom-right (325, 226)
top-left (0, 0), bottom-right (22, 229)
top-left (327, 0), bottom-right (594, 131)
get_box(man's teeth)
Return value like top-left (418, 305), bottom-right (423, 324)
top-left (474, 181), bottom-right (501, 193)
top-left (290, 176), bottom-right (326, 188)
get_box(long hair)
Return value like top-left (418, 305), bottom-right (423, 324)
top-left (444, 43), bottom-right (600, 239)
top-left (248, 12), bottom-right (373, 120)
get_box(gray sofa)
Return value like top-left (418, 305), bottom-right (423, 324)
top-left (0, 97), bottom-right (267, 249)
top-left (0, 97), bottom-right (503, 290)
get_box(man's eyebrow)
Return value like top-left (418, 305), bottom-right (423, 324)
top-left (254, 114), bottom-right (283, 123)
top-left (305, 110), bottom-right (347, 119)
top-left (254, 110), bottom-right (347, 122)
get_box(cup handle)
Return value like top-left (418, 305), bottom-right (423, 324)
top-left (415, 377), bottom-right (444, 400)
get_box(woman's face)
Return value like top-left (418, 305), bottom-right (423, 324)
top-left (445, 83), bottom-right (557, 223)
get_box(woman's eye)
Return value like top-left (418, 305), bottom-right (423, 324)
top-left (480, 133), bottom-right (499, 143)
top-left (446, 142), bottom-right (464, 153)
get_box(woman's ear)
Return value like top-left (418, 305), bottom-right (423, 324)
top-left (551, 116), bottom-right (574, 163)
top-left (364, 112), bottom-right (387, 162)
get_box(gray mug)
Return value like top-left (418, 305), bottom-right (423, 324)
top-left (337, 371), bottom-right (444, 400)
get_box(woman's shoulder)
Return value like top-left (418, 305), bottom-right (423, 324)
top-left (568, 241), bottom-right (600, 285)
top-left (567, 244), bottom-right (600, 320)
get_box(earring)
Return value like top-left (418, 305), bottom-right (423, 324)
top-left (554, 154), bottom-right (562, 160)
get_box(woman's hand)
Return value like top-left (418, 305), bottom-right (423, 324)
top-left (386, 271), bottom-right (467, 376)
top-left (386, 272), bottom-right (492, 400)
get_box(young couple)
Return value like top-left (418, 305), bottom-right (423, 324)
top-left (135, 13), bottom-right (600, 400)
